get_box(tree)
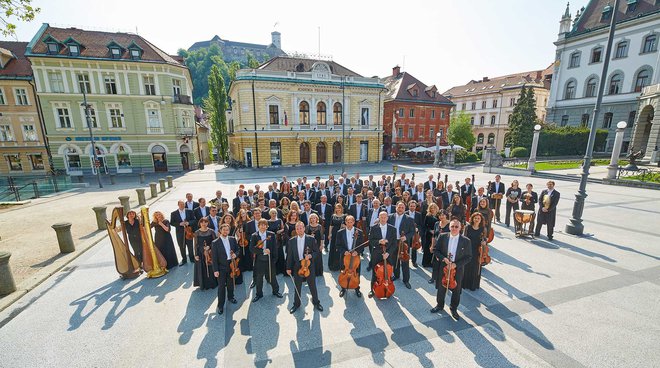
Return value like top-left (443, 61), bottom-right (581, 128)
top-left (246, 52), bottom-right (260, 68)
top-left (505, 86), bottom-right (538, 150)
top-left (447, 110), bottom-right (476, 149)
top-left (1, 0), bottom-right (40, 37)
top-left (204, 65), bottom-right (229, 162)
top-left (178, 45), bottom-right (231, 105)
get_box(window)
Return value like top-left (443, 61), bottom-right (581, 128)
top-left (408, 127), bottom-right (413, 138)
top-left (147, 108), bottom-right (161, 130)
top-left (108, 104), bottom-right (124, 128)
top-left (409, 108), bottom-right (415, 118)
top-left (602, 5), bottom-right (612, 21)
top-left (104, 76), bottom-right (117, 94)
top-left (333, 102), bottom-right (342, 125)
top-left (564, 80), bottom-right (576, 99)
top-left (173, 79), bottom-right (181, 96)
top-left (581, 114), bottom-right (590, 127)
top-left (510, 98), bottom-right (516, 106)
top-left (603, 112), bottom-right (613, 128)
top-left (317, 102), bottom-right (327, 125)
top-left (591, 47), bottom-right (602, 63)
top-left (398, 108), bottom-right (404, 117)
top-left (481, 101), bottom-right (487, 109)
top-left (47, 43), bottom-right (59, 54)
top-left (361, 107), bottom-right (369, 126)
top-left (429, 128), bottom-right (435, 138)
top-left (68, 44), bottom-right (79, 56)
top-left (130, 49), bottom-right (141, 60)
top-left (627, 0), bottom-right (638, 12)
top-left (110, 48), bottom-right (121, 59)
top-left (586, 77), bottom-right (597, 97)
top-left (569, 52), bottom-right (580, 68)
top-left (441, 110), bottom-right (445, 119)
top-left (461, 103), bottom-right (466, 110)
top-left (643, 35), bottom-right (657, 53)
top-left (419, 126), bottom-right (424, 138)
top-left (561, 115), bottom-right (569, 127)
top-left (117, 148), bottom-right (131, 167)
top-left (412, 89), bottom-right (418, 97)
top-left (480, 116), bottom-right (485, 125)
top-left (0, 125), bottom-right (14, 141)
top-left (49, 72), bottom-right (64, 93)
top-left (487, 133), bottom-right (495, 145)
top-left (397, 127), bottom-right (403, 138)
top-left (615, 41), bottom-right (628, 58)
top-left (269, 105), bottom-right (279, 125)
top-left (490, 116), bottom-right (496, 126)
top-left (144, 76), bottom-right (156, 95)
top-left (28, 154), bottom-right (44, 170)
top-left (471, 102), bottom-right (476, 110)
top-left (0, 89), bottom-right (5, 104)
top-left (609, 73), bottom-right (622, 95)
top-left (634, 69), bottom-right (651, 92)
top-left (23, 125), bottom-right (38, 141)
top-left (430, 110), bottom-right (435, 119)
top-left (82, 104), bottom-right (98, 128)
top-left (56, 107), bottom-right (72, 128)
top-left (77, 73), bottom-right (91, 94)
top-left (299, 101), bottom-right (310, 125)
top-left (470, 116), bottom-right (475, 125)
top-left (270, 142), bottom-right (282, 166)
top-left (181, 110), bottom-right (192, 127)
top-left (628, 111), bottom-right (637, 126)
top-left (477, 133), bottom-right (484, 144)
top-left (493, 99), bottom-right (498, 108)
top-left (6, 154), bottom-right (22, 171)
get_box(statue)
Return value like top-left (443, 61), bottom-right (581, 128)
top-left (624, 146), bottom-right (643, 171)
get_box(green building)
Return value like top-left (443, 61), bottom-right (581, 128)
top-left (25, 24), bottom-right (198, 176)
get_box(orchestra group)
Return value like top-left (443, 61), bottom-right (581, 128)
top-left (121, 172), bottom-right (560, 320)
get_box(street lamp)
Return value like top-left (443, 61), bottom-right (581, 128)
top-left (81, 88), bottom-right (103, 189)
top-left (434, 132), bottom-right (442, 167)
top-left (528, 124), bottom-right (542, 171)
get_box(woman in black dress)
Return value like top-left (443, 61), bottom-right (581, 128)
top-left (306, 213), bottom-right (324, 277)
top-left (422, 203), bottom-right (439, 268)
top-left (429, 210), bottom-right (451, 284)
top-left (235, 209), bottom-right (252, 271)
top-left (327, 203), bottom-right (346, 271)
top-left (477, 198), bottom-right (493, 242)
top-left (193, 217), bottom-right (218, 290)
top-left (463, 212), bottom-right (486, 291)
top-left (448, 195), bottom-right (466, 224)
top-left (270, 208), bottom-right (286, 275)
top-left (151, 211), bottom-right (178, 269)
top-left (124, 210), bottom-right (142, 263)
top-left (279, 196), bottom-right (291, 219)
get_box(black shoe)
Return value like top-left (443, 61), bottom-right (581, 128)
top-left (534, 233), bottom-right (540, 237)
top-left (289, 305), bottom-right (299, 314)
top-left (428, 278), bottom-right (435, 284)
top-left (252, 295), bottom-right (262, 303)
top-left (273, 292), bottom-right (283, 298)
top-left (548, 235), bottom-right (554, 241)
top-left (412, 262), bottom-right (418, 268)
top-left (315, 303), bottom-right (324, 312)
top-left (430, 305), bottom-right (443, 313)
top-left (179, 261), bottom-right (187, 267)
top-left (355, 290), bottom-right (362, 298)
top-left (404, 282), bottom-right (411, 289)
top-left (368, 290), bottom-right (374, 298)
top-left (216, 306), bottom-right (223, 315)
top-left (505, 224), bottom-right (510, 228)
top-left (339, 289), bottom-right (346, 298)
top-left (249, 281), bottom-right (255, 289)
top-left (391, 276), bottom-right (398, 281)
top-left (450, 309), bottom-right (460, 321)
top-left (229, 298), bottom-right (237, 304)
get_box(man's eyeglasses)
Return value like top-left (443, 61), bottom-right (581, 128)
top-left (450, 225), bottom-right (460, 228)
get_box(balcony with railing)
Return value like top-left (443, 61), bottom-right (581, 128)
top-left (176, 126), bottom-right (195, 137)
top-left (173, 95), bottom-right (193, 105)
top-left (147, 126), bottom-right (164, 134)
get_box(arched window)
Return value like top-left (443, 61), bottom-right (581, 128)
top-left (316, 102), bottom-right (326, 125)
top-left (299, 101), bottom-right (309, 125)
top-left (585, 77), bottom-right (598, 97)
top-left (487, 133), bottom-right (495, 145)
top-left (643, 34), bottom-right (657, 53)
top-left (564, 80), bottom-right (576, 99)
top-left (634, 69), bottom-right (652, 92)
top-left (490, 115), bottom-right (496, 125)
top-left (477, 133), bottom-right (484, 144)
top-left (609, 73), bottom-right (622, 95)
top-left (479, 116), bottom-right (485, 125)
top-left (333, 102), bottom-right (342, 125)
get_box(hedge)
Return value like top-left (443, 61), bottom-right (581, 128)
top-left (511, 147), bottom-right (529, 158)
top-left (537, 126), bottom-right (608, 156)
top-left (456, 150), bottom-right (478, 163)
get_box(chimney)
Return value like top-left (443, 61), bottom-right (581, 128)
top-left (482, 77), bottom-right (489, 82)
top-left (271, 31), bottom-right (281, 49)
top-left (392, 65), bottom-right (401, 77)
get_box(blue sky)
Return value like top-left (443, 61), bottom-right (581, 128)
top-left (3, 0), bottom-right (589, 91)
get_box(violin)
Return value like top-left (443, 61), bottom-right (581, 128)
top-left (398, 231), bottom-right (410, 262)
top-left (203, 241), bottom-right (212, 277)
top-left (229, 250), bottom-right (241, 279)
top-left (411, 230), bottom-right (422, 250)
top-left (441, 252), bottom-right (457, 290)
top-left (338, 238), bottom-right (368, 290)
top-left (373, 243), bottom-right (395, 299)
top-left (298, 247), bottom-right (311, 278)
top-left (185, 224), bottom-right (194, 240)
top-left (238, 228), bottom-right (248, 248)
top-left (480, 239), bottom-right (491, 266)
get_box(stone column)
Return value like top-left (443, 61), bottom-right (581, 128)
top-left (0, 251), bottom-right (17, 296)
top-left (607, 122), bottom-right (628, 179)
top-left (166, 175), bottom-right (173, 188)
top-left (92, 206), bottom-right (108, 231)
top-left (109, 174), bottom-right (116, 185)
top-left (139, 172), bottom-right (146, 184)
top-left (528, 124), bottom-right (542, 172)
top-left (136, 188), bottom-right (147, 205)
top-left (158, 179), bottom-right (166, 192)
top-left (118, 196), bottom-right (130, 213)
top-left (149, 183), bottom-right (158, 198)
top-left (52, 222), bottom-right (75, 253)
top-left (446, 149), bottom-right (456, 168)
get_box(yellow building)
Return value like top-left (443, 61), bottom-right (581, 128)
top-left (0, 41), bottom-right (50, 175)
top-left (227, 56), bottom-right (385, 167)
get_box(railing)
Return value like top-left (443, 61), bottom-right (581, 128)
top-left (176, 127), bottom-right (195, 137)
top-left (0, 174), bottom-right (73, 202)
top-left (147, 126), bottom-right (164, 134)
top-left (173, 95), bottom-right (193, 105)
top-left (616, 167), bottom-right (658, 182)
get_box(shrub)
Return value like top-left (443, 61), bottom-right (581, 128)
top-left (538, 126), bottom-right (608, 156)
top-left (511, 147), bottom-right (529, 158)
top-left (476, 150), bottom-right (483, 161)
top-left (455, 150), bottom-right (478, 163)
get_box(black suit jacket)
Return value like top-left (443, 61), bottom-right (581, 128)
top-left (424, 180), bottom-right (436, 192)
top-left (265, 191), bottom-right (280, 205)
top-left (170, 209), bottom-right (196, 242)
top-left (433, 233), bottom-right (472, 285)
top-left (194, 206), bottom-right (210, 222)
top-left (368, 223), bottom-right (398, 266)
top-left (211, 236), bottom-right (239, 272)
top-left (488, 181), bottom-right (506, 197)
top-left (314, 189), bottom-right (331, 204)
top-left (244, 219), bottom-right (258, 237)
top-left (387, 213), bottom-right (416, 243)
top-left (335, 227), bottom-right (365, 255)
top-left (206, 215), bottom-right (221, 232)
top-left (286, 234), bottom-right (318, 274)
top-left (348, 203), bottom-right (366, 221)
top-left (406, 210), bottom-right (424, 233)
top-left (300, 210), bottom-right (319, 226)
top-left (537, 189), bottom-right (560, 224)
top-left (232, 196), bottom-right (250, 216)
top-left (442, 191), bottom-right (457, 208)
top-left (184, 201), bottom-right (199, 211)
top-left (460, 184), bottom-right (475, 203)
top-left (249, 231), bottom-right (278, 263)
top-left (314, 203), bottom-right (332, 226)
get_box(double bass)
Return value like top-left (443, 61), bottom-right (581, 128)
top-left (373, 243), bottom-right (395, 299)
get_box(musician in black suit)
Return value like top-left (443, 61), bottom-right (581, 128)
top-left (170, 200), bottom-right (197, 265)
top-left (534, 181), bottom-right (560, 240)
top-left (460, 177), bottom-right (475, 205)
top-left (388, 202), bottom-right (416, 288)
top-left (488, 175), bottom-right (506, 222)
top-left (368, 211), bottom-right (398, 298)
top-left (249, 219), bottom-right (283, 302)
top-left (382, 196), bottom-right (395, 215)
top-left (193, 198), bottom-right (210, 225)
top-left (206, 205), bottom-right (221, 234)
top-left (232, 188), bottom-right (250, 217)
top-left (286, 221), bottom-right (323, 313)
top-left (441, 184), bottom-right (458, 209)
top-left (299, 200), bottom-right (318, 226)
top-left (265, 185), bottom-right (280, 206)
top-left (209, 190), bottom-right (229, 207)
top-left (423, 174), bottom-right (437, 192)
top-left (406, 200), bottom-right (424, 268)
top-left (244, 208), bottom-right (262, 237)
top-left (315, 183), bottom-right (332, 205)
top-left (366, 199), bottom-right (382, 232)
top-left (184, 193), bottom-right (199, 211)
top-left (431, 219), bottom-right (472, 320)
top-left (348, 194), bottom-right (366, 225)
top-left (336, 215), bottom-right (366, 298)
top-left (211, 224), bottom-right (239, 315)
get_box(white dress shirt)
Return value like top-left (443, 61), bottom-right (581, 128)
top-left (297, 235), bottom-right (306, 260)
top-left (448, 234), bottom-right (459, 262)
top-left (259, 231), bottom-right (267, 241)
top-left (345, 227), bottom-right (355, 249)
top-left (199, 207), bottom-right (207, 217)
top-left (380, 223), bottom-right (388, 239)
top-left (186, 201), bottom-right (194, 210)
top-left (179, 209), bottom-right (187, 222)
top-left (394, 214), bottom-right (403, 238)
top-left (220, 236), bottom-right (231, 260)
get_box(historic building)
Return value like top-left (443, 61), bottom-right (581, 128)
top-left (0, 41), bottom-right (50, 175)
top-left (381, 66), bottom-right (454, 158)
top-left (188, 32), bottom-right (286, 64)
top-left (444, 68), bottom-right (551, 153)
top-left (546, 1), bottom-right (660, 152)
top-left (227, 56), bottom-right (385, 167)
top-left (25, 24), bottom-right (197, 176)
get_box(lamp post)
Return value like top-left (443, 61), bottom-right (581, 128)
top-left (433, 132), bottom-right (442, 167)
top-left (607, 121), bottom-right (627, 179)
top-left (81, 88), bottom-right (103, 189)
top-left (528, 124), bottom-right (542, 172)
top-left (341, 76), bottom-right (346, 173)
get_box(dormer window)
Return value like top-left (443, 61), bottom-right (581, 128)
top-left (110, 48), bottom-right (121, 59)
top-left (130, 49), bottom-right (140, 59)
top-left (412, 89), bottom-right (418, 97)
top-left (68, 44), bottom-right (79, 56)
top-left (601, 5), bottom-right (612, 21)
top-left (47, 43), bottom-right (59, 54)
top-left (627, 0), bottom-right (638, 13)
top-left (127, 41), bottom-right (143, 60)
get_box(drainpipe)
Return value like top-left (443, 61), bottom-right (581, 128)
top-left (251, 72), bottom-right (260, 168)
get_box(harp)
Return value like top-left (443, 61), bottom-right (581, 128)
top-left (140, 206), bottom-right (168, 278)
top-left (106, 207), bottom-right (141, 279)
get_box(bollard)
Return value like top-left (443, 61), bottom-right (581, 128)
top-left (109, 174), bottom-right (116, 185)
top-left (149, 183), bottom-right (158, 198)
top-left (51, 222), bottom-right (75, 253)
top-left (139, 172), bottom-right (145, 184)
top-left (92, 206), bottom-right (108, 231)
top-left (0, 251), bottom-right (17, 296)
top-left (159, 178), bottom-right (166, 192)
top-left (166, 175), bottom-right (173, 188)
top-left (136, 188), bottom-right (146, 205)
top-left (118, 195), bottom-right (130, 213)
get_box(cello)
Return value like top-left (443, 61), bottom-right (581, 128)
top-left (373, 243), bottom-right (395, 299)
top-left (338, 240), bottom-right (369, 291)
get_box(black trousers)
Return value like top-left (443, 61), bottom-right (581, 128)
top-left (340, 258), bottom-right (361, 291)
top-left (254, 260), bottom-right (279, 296)
top-left (176, 234), bottom-right (194, 262)
top-left (436, 267), bottom-right (462, 310)
top-left (217, 268), bottom-right (235, 307)
top-left (292, 272), bottom-right (319, 307)
top-left (505, 201), bottom-right (519, 226)
top-left (410, 247), bottom-right (418, 265)
top-left (490, 199), bottom-right (502, 221)
top-left (535, 211), bottom-right (556, 238)
top-left (392, 253), bottom-right (410, 283)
